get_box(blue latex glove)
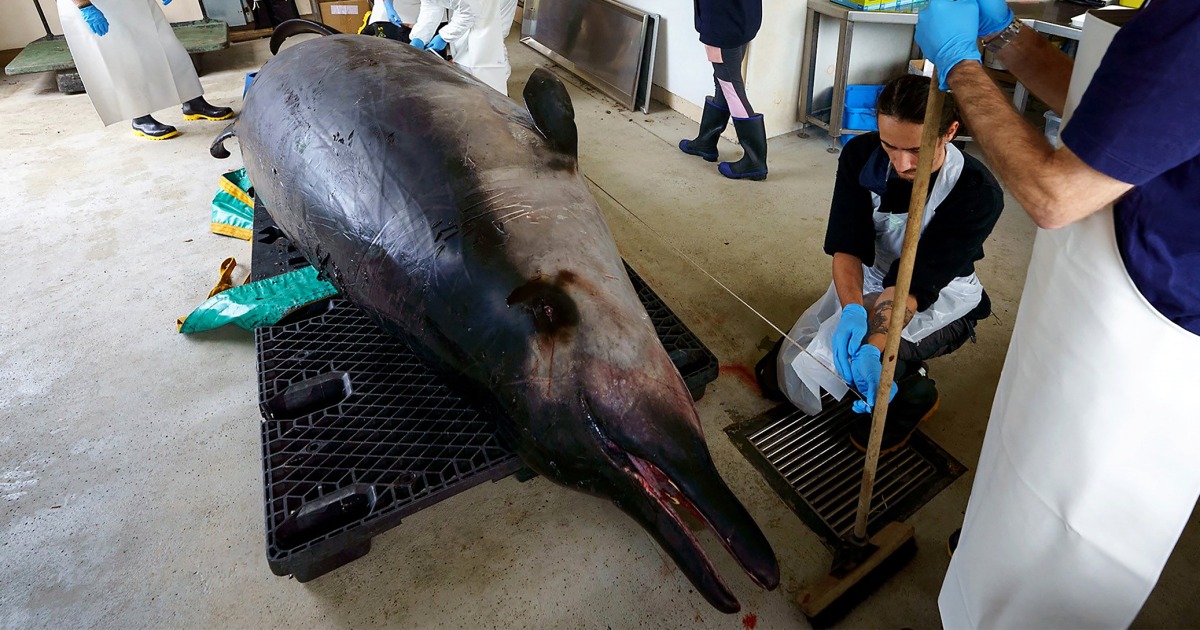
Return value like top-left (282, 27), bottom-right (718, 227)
top-left (410, 37), bottom-right (425, 49)
top-left (977, 0), bottom-right (1014, 38)
top-left (850, 345), bottom-right (899, 414)
top-left (915, 0), bottom-right (983, 91)
top-left (162, 0), bottom-right (173, 5)
top-left (80, 5), bottom-right (109, 36)
top-left (425, 34), bottom-right (447, 52)
top-left (832, 304), bottom-right (869, 383)
top-left (385, 0), bottom-right (402, 25)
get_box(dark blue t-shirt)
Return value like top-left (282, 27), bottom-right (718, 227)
top-left (1060, 0), bottom-right (1200, 335)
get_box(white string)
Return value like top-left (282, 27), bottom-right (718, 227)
top-left (585, 175), bottom-right (868, 403)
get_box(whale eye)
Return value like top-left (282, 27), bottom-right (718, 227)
top-left (506, 273), bottom-right (580, 338)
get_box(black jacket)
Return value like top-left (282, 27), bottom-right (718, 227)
top-left (694, 0), bottom-right (762, 49)
top-left (824, 133), bottom-right (1004, 311)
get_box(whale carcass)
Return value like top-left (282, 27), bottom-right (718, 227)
top-left (212, 30), bottom-right (779, 612)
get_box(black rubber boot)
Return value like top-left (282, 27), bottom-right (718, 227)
top-left (678, 97), bottom-right (729, 162)
top-left (182, 96), bottom-right (235, 121)
top-left (718, 114), bottom-right (768, 181)
top-left (131, 115), bottom-right (179, 140)
top-left (848, 363), bottom-right (939, 455)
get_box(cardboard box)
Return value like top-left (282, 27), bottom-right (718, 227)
top-left (320, 0), bottom-right (371, 34)
top-left (908, 59), bottom-right (934, 78)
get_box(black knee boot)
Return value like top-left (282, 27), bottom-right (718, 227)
top-left (131, 115), bottom-right (179, 140)
top-left (718, 115), bottom-right (768, 181)
top-left (182, 96), bottom-right (235, 121)
top-left (678, 97), bottom-right (729, 162)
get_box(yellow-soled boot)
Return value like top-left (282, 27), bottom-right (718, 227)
top-left (132, 115), bottom-right (179, 140)
top-left (182, 96), bottom-right (234, 122)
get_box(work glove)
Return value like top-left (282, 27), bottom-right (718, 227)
top-left (915, 0), bottom-right (983, 91)
top-left (410, 37), bottom-right (425, 49)
top-left (425, 34), bottom-right (448, 52)
top-left (850, 344), bottom-right (898, 414)
top-left (80, 5), bottom-right (109, 36)
top-left (385, 0), bottom-right (402, 26)
top-left (977, 0), bottom-right (1014, 38)
top-left (832, 304), bottom-right (869, 383)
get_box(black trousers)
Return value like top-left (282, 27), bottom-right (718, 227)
top-left (755, 291), bottom-right (991, 402)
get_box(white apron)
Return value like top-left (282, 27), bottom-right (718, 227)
top-left (58, 0), bottom-right (203, 126)
top-left (778, 143), bottom-right (983, 415)
top-left (939, 14), bottom-right (1200, 628)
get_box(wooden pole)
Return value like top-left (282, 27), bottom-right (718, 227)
top-left (852, 78), bottom-right (946, 541)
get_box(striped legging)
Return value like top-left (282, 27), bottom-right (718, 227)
top-left (710, 44), bottom-right (755, 118)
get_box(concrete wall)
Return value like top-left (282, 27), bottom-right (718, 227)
top-left (613, 0), bottom-right (712, 109)
top-left (1, 0), bottom-right (205, 51)
top-left (744, 0), bottom-right (809, 138)
top-left (626, 0), bottom-right (810, 139)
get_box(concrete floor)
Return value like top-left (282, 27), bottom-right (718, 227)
top-left (2, 33), bottom-right (1198, 629)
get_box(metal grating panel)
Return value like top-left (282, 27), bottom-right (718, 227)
top-left (726, 397), bottom-right (965, 546)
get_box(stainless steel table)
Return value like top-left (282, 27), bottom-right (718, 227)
top-left (797, 0), bottom-right (1088, 148)
top-left (797, 0), bottom-right (919, 150)
top-left (1010, 2), bottom-right (1086, 111)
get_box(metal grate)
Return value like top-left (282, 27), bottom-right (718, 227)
top-left (726, 397), bottom-right (964, 546)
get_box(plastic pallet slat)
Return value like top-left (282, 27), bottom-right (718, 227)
top-left (251, 199), bottom-right (719, 580)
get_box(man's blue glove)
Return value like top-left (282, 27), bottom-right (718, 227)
top-left (915, 0), bottom-right (983, 91)
top-left (80, 5), bottom-right (109, 36)
top-left (410, 37), bottom-right (425, 48)
top-left (832, 304), bottom-right (869, 383)
top-left (385, 0), bottom-right (402, 25)
top-left (977, 0), bottom-right (1014, 38)
top-left (850, 344), bottom-right (898, 414)
top-left (162, 0), bottom-right (173, 5)
top-left (425, 34), bottom-right (447, 52)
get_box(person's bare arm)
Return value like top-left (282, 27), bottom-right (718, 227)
top-left (946, 62), bottom-right (1132, 229)
top-left (864, 287), bottom-right (917, 351)
top-left (832, 253), bottom-right (866, 308)
top-left (73, 0), bottom-right (92, 6)
top-left (992, 25), bottom-right (1075, 115)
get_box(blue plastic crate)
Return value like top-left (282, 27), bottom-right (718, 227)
top-left (842, 84), bottom-right (885, 133)
top-left (244, 72), bottom-right (258, 99)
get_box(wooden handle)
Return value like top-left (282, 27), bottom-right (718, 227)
top-left (852, 78), bottom-right (946, 541)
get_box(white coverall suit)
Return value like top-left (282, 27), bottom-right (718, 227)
top-left (410, 0), bottom-right (511, 95)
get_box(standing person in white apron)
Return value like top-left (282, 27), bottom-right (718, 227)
top-left (758, 73), bottom-right (1003, 454)
top-left (916, 0), bottom-right (1200, 625)
top-left (58, 0), bottom-right (234, 140)
top-left (409, 0), bottom-right (510, 95)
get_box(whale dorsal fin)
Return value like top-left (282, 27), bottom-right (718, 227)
top-left (522, 68), bottom-right (578, 159)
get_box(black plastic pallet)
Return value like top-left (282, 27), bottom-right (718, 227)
top-left (251, 200), bottom-right (719, 581)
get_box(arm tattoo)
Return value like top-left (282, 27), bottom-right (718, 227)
top-left (869, 300), bottom-right (915, 336)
